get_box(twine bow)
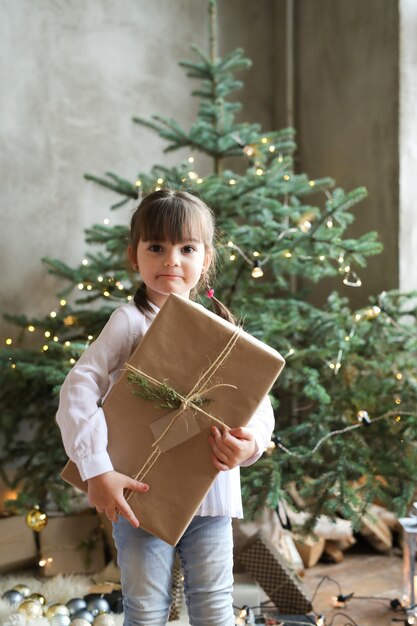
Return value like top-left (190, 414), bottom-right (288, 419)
top-left (124, 326), bottom-right (242, 501)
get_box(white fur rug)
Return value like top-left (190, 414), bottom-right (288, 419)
top-left (0, 567), bottom-right (124, 626)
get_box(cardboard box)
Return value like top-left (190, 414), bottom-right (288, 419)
top-left (0, 515), bottom-right (37, 572)
top-left (38, 512), bottom-right (105, 576)
top-left (62, 294), bottom-right (285, 545)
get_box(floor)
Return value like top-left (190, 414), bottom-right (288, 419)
top-left (174, 545), bottom-right (405, 625)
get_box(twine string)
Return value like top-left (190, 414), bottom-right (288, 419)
top-left (124, 326), bottom-right (242, 500)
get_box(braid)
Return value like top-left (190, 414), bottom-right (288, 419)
top-left (133, 283), bottom-right (154, 317)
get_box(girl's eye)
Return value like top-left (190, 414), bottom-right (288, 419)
top-left (148, 244), bottom-right (162, 252)
top-left (182, 245), bottom-right (196, 254)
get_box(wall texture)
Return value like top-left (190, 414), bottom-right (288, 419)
top-left (0, 0), bottom-right (275, 340)
top-left (0, 0), bottom-right (411, 343)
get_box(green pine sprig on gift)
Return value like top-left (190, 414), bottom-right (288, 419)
top-left (127, 372), bottom-right (207, 410)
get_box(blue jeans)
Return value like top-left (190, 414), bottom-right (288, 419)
top-left (112, 515), bottom-right (235, 626)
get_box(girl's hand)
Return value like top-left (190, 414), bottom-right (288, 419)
top-left (209, 425), bottom-right (257, 471)
top-left (87, 470), bottom-right (149, 528)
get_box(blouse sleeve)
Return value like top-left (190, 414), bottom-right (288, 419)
top-left (239, 394), bottom-right (275, 467)
top-left (56, 306), bottom-right (138, 481)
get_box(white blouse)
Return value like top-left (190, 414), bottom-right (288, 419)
top-left (56, 301), bottom-right (275, 518)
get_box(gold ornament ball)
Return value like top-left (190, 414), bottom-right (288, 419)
top-left (45, 603), bottom-right (70, 619)
top-left (71, 619), bottom-right (93, 626)
top-left (29, 592), bottom-right (46, 605)
top-left (17, 599), bottom-right (44, 618)
top-left (26, 506), bottom-right (48, 532)
top-left (13, 584), bottom-right (30, 598)
top-left (94, 614), bottom-right (116, 626)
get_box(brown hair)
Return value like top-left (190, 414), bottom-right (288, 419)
top-left (129, 189), bottom-right (235, 323)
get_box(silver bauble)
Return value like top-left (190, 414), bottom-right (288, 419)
top-left (67, 597), bottom-right (88, 615)
top-left (50, 615), bottom-right (71, 626)
top-left (86, 597), bottom-right (110, 616)
top-left (1, 589), bottom-right (24, 606)
top-left (72, 609), bottom-right (95, 623)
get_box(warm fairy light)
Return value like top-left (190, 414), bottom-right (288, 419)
top-left (278, 154), bottom-right (283, 162)
top-left (157, 178), bottom-right (164, 185)
top-left (116, 282), bottom-right (124, 290)
top-left (319, 255), bottom-right (325, 261)
top-left (39, 557), bottom-right (53, 567)
top-left (11, 364), bottom-right (16, 369)
top-left (60, 299), bottom-right (66, 306)
top-left (269, 145), bottom-right (275, 152)
top-left (64, 341), bottom-right (71, 347)
top-left (103, 291), bottom-right (110, 297)
top-left (285, 348), bottom-right (295, 358)
top-left (284, 251), bottom-right (292, 258)
top-left (345, 335), bottom-right (350, 342)
top-left (309, 180), bottom-right (315, 187)
top-left (70, 358), bottom-right (76, 365)
top-left (327, 218), bottom-right (333, 228)
top-left (299, 219), bottom-right (312, 233)
top-left (77, 283), bottom-right (84, 290)
top-left (127, 295), bottom-right (133, 301)
top-left (256, 168), bottom-right (263, 176)
top-left (253, 251), bottom-right (260, 257)
top-left (188, 156), bottom-right (194, 163)
top-left (42, 345), bottom-right (49, 352)
top-left (98, 276), bottom-right (104, 282)
top-left (396, 373), bottom-right (403, 380)
top-left (103, 218), bottom-right (110, 225)
top-left (50, 311), bottom-right (57, 318)
top-left (243, 145), bottom-right (254, 157)
top-left (155, 186), bottom-right (161, 191)
top-left (88, 335), bottom-right (93, 340)
top-left (82, 259), bottom-right (88, 266)
top-left (181, 177), bottom-right (186, 183)
top-left (5, 338), bottom-right (12, 345)
top-left (28, 325), bottom-right (35, 332)
top-left (251, 262), bottom-right (263, 278)
top-left (188, 171), bottom-right (198, 180)
top-left (344, 265), bottom-right (350, 272)
top-left (86, 285), bottom-right (92, 291)
top-left (196, 177), bottom-right (203, 184)
top-left (230, 254), bottom-right (236, 261)
top-left (135, 180), bottom-right (142, 187)
top-left (53, 336), bottom-right (58, 342)
top-left (355, 313), bottom-right (362, 321)
top-left (338, 253), bottom-right (344, 263)
top-left (261, 137), bottom-right (268, 144)
top-left (227, 241), bottom-right (234, 248)
top-left (395, 397), bottom-right (401, 405)
top-left (229, 179), bottom-right (236, 185)
top-left (283, 174), bottom-right (290, 181)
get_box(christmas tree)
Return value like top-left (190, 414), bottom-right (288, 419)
top-left (1, 0), bottom-right (417, 529)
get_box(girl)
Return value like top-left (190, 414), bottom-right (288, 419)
top-left (57, 189), bottom-right (275, 626)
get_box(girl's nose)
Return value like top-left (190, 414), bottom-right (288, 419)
top-left (163, 249), bottom-right (180, 266)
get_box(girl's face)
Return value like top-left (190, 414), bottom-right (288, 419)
top-left (129, 236), bottom-right (212, 308)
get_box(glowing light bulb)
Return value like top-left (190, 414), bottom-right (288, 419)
top-left (256, 168), bottom-right (263, 176)
top-left (188, 156), bottom-right (194, 164)
top-left (251, 261), bottom-right (263, 278)
top-left (309, 180), bottom-right (315, 187)
top-left (82, 259), bottom-right (88, 266)
top-left (77, 283), bottom-right (84, 290)
top-left (157, 178), bottom-right (164, 185)
top-left (229, 179), bottom-right (236, 185)
top-left (253, 251), bottom-right (260, 257)
top-left (269, 145), bottom-right (275, 152)
top-left (230, 254), bottom-right (236, 261)
top-left (5, 338), bottom-right (12, 345)
top-left (135, 180), bottom-right (142, 187)
top-left (227, 241), bottom-right (234, 248)
top-left (283, 174), bottom-right (290, 181)
top-left (103, 218), bottom-right (110, 225)
top-left (60, 299), bottom-right (67, 306)
top-left (261, 137), bottom-right (268, 144)
top-left (98, 276), bottom-right (104, 282)
top-left (64, 341), bottom-right (71, 347)
top-left (28, 325), bottom-right (35, 332)
top-left (103, 291), bottom-right (110, 297)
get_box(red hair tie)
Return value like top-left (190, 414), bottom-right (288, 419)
top-left (206, 287), bottom-right (215, 299)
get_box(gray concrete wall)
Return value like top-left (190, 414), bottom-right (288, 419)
top-left (0, 0), bottom-right (275, 341)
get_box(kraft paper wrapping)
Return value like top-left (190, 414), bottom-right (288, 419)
top-left (0, 515), bottom-right (37, 572)
top-left (61, 294), bottom-right (285, 546)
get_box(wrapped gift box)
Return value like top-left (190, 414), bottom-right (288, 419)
top-left (62, 294), bottom-right (285, 545)
top-left (38, 512), bottom-right (105, 576)
top-left (238, 530), bottom-right (312, 615)
top-left (0, 515), bottom-right (37, 572)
